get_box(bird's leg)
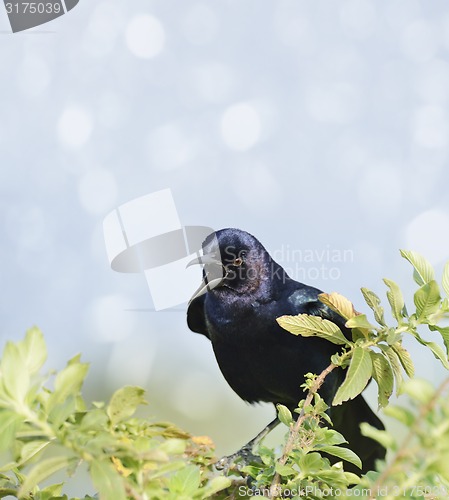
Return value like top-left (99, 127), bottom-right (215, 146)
top-left (216, 417), bottom-right (280, 472)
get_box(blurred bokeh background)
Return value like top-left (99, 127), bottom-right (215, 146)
top-left (1, 0), bottom-right (449, 491)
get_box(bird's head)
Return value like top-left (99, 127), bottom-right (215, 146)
top-left (188, 228), bottom-right (276, 302)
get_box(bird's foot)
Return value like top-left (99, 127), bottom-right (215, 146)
top-left (215, 445), bottom-right (262, 474)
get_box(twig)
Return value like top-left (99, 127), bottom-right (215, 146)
top-left (269, 362), bottom-right (337, 499)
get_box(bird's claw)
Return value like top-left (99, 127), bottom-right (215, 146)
top-left (215, 445), bottom-right (261, 474)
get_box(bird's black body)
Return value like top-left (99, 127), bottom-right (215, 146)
top-left (187, 228), bottom-right (385, 473)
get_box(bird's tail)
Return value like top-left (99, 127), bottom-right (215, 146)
top-left (330, 394), bottom-right (386, 474)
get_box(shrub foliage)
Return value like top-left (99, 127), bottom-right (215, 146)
top-left (1, 250), bottom-right (449, 499)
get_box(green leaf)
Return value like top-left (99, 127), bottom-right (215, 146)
top-left (402, 379), bottom-right (435, 405)
top-left (274, 464), bottom-right (296, 476)
top-left (39, 483), bottom-right (64, 500)
top-left (48, 396), bottom-right (77, 427)
top-left (361, 288), bottom-right (386, 326)
top-left (443, 261), bottom-right (449, 297)
top-left (107, 386), bottom-right (146, 426)
top-left (379, 345), bottom-right (403, 395)
top-left (319, 445), bottom-right (362, 469)
top-left (146, 461), bottom-right (185, 481)
top-left (383, 405), bottom-right (415, 426)
top-left (198, 476), bottom-right (232, 499)
top-left (18, 456), bottom-right (73, 497)
top-left (169, 465), bottom-right (201, 495)
top-left (1, 342), bottom-right (29, 405)
top-left (298, 452), bottom-right (326, 473)
top-left (321, 430), bottom-right (347, 446)
top-left (47, 359), bottom-right (89, 413)
top-left (370, 352), bottom-right (394, 408)
top-left (360, 423), bottom-right (395, 451)
top-left (333, 347), bottom-right (373, 406)
top-left (400, 249), bottom-right (435, 286)
top-left (19, 327), bottom-right (47, 375)
top-left (318, 292), bottom-right (357, 320)
top-left (409, 331), bottom-right (449, 369)
top-left (159, 438), bottom-right (186, 455)
top-left (0, 411), bottom-right (23, 452)
top-left (386, 327), bottom-right (401, 346)
top-left (345, 314), bottom-right (376, 331)
top-left (276, 404), bottom-right (293, 426)
top-left (383, 279), bottom-right (405, 322)
top-left (413, 280), bottom-right (441, 321)
top-left (18, 440), bottom-right (50, 466)
top-left (79, 408), bottom-right (109, 432)
top-left (429, 325), bottom-right (449, 357)
top-left (315, 470), bottom-right (348, 482)
top-left (90, 460), bottom-right (126, 500)
top-left (392, 343), bottom-right (415, 378)
top-left (277, 314), bottom-right (349, 345)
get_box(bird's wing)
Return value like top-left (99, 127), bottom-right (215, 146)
top-left (286, 286), bottom-right (352, 340)
top-left (187, 295), bottom-right (210, 338)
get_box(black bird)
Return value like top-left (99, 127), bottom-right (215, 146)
top-left (187, 228), bottom-right (385, 474)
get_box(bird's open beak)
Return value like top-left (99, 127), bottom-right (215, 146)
top-left (187, 253), bottom-right (225, 303)
top-left (186, 254), bottom-right (222, 268)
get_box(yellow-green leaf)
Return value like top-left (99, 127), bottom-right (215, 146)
top-left (107, 386), bottom-right (147, 426)
top-left (18, 456), bottom-right (73, 497)
top-left (345, 314), bottom-right (375, 331)
top-left (429, 325), bottom-right (449, 357)
top-left (90, 460), bottom-right (126, 500)
top-left (169, 465), bottom-right (201, 495)
top-left (0, 410), bottom-right (23, 452)
top-left (392, 343), bottom-right (415, 378)
top-left (1, 342), bottom-right (29, 405)
top-left (443, 261), bottom-right (449, 297)
top-left (47, 359), bottom-right (89, 413)
top-left (18, 441), bottom-right (50, 466)
top-left (360, 423), bottom-right (395, 451)
top-left (19, 327), bottom-right (47, 375)
top-left (413, 280), bottom-right (441, 321)
top-left (400, 249), bottom-right (435, 286)
top-left (383, 279), bottom-right (405, 322)
top-left (277, 314), bottom-right (349, 345)
top-left (318, 292), bottom-right (357, 320)
top-left (333, 347), bottom-right (372, 406)
top-left (370, 352), bottom-right (394, 408)
top-left (361, 288), bottom-right (386, 326)
top-left (198, 476), bottom-right (232, 499)
top-left (409, 331), bottom-right (449, 370)
top-left (383, 405), bottom-right (415, 426)
top-left (402, 379), bottom-right (435, 405)
top-left (379, 345), bottom-right (403, 395)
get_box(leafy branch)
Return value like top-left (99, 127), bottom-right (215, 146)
top-left (1, 249), bottom-right (449, 499)
top-left (0, 329), bottom-right (230, 499)
top-left (261, 249), bottom-right (449, 499)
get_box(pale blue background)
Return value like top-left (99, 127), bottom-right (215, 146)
top-left (1, 0), bottom-right (449, 469)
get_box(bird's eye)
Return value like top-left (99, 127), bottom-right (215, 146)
top-left (233, 257), bottom-right (243, 266)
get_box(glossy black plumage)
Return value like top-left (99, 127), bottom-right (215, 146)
top-left (187, 228), bottom-right (385, 473)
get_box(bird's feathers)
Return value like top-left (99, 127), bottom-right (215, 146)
top-left (186, 228), bottom-right (385, 473)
